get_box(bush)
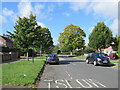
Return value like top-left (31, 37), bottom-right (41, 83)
top-left (73, 50), bottom-right (82, 56)
top-left (60, 52), bottom-right (70, 55)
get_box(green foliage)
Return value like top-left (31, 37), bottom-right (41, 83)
top-left (58, 24), bottom-right (86, 54)
top-left (6, 12), bottom-right (53, 55)
top-left (89, 22), bottom-right (113, 50)
top-left (7, 13), bottom-right (37, 51)
top-left (53, 45), bottom-right (60, 53)
top-left (111, 37), bottom-right (119, 51)
top-left (83, 46), bottom-right (95, 54)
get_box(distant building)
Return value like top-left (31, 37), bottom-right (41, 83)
top-left (102, 46), bottom-right (116, 55)
top-left (0, 35), bottom-right (15, 47)
top-left (95, 46), bottom-right (117, 55)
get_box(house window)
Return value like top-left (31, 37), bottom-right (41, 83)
top-left (0, 40), bottom-right (3, 45)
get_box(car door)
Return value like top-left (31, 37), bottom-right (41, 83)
top-left (90, 53), bottom-right (95, 63)
top-left (88, 53), bottom-right (93, 63)
top-left (87, 53), bottom-right (91, 61)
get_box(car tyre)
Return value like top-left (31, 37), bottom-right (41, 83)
top-left (94, 60), bottom-right (97, 66)
top-left (86, 59), bottom-right (89, 64)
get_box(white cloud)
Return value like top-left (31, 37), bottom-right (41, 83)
top-left (37, 22), bottom-right (46, 28)
top-left (0, 15), bottom-right (7, 25)
top-left (70, 2), bottom-right (89, 11)
top-left (65, 13), bottom-right (70, 16)
top-left (110, 19), bottom-right (118, 34)
top-left (34, 4), bottom-right (46, 19)
top-left (70, 1), bottom-right (118, 19)
top-left (18, 0), bottom-right (33, 17)
top-left (3, 8), bottom-right (14, 16)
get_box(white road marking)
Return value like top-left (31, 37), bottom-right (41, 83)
top-left (86, 79), bottom-right (106, 88)
top-left (76, 79), bottom-right (93, 88)
top-left (65, 71), bottom-right (73, 79)
top-left (65, 79), bottom-right (72, 88)
top-left (55, 80), bottom-right (68, 88)
top-left (44, 80), bottom-right (53, 89)
top-left (44, 79), bottom-right (106, 88)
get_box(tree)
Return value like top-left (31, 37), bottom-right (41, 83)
top-left (6, 12), bottom-right (54, 60)
top-left (7, 13), bottom-right (37, 60)
top-left (89, 22), bottom-right (113, 52)
top-left (58, 24), bottom-right (86, 55)
top-left (111, 37), bottom-right (119, 51)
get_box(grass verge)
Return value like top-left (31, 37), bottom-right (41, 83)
top-left (110, 60), bottom-right (120, 63)
top-left (34, 55), bottom-right (47, 59)
top-left (2, 60), bottom-right (45, 86)
top-left (67, 55), bottom-right (86, 60)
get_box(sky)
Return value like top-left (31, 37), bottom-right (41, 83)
top-left (0, 0), bottom-right (119, 45)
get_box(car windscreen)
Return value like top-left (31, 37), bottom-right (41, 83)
top-left (95, 54), bottom-right (105, 57)
top-left (48, 54), bottom-right (58, 58)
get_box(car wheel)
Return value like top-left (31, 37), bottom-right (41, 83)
top-left (86, 59), bottom-right (89, 64)
top-left (94, 60), bottom-right (97, 66)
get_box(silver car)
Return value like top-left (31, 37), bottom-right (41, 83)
top-left (46, 53), bottom-right (59, 64)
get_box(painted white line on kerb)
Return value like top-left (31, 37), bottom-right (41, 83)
top-left (65, 79), bottom-right (72, 88)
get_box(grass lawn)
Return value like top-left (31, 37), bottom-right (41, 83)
top-left (110, 60), bottom-right (120, 63)
top-left (67, 55), bottom-right (86, 60)
top-left (76, 56), bottom-right (86, 60)
top-left (2, 60), bottom-right (45, 86)
top-left (33, 55), bottom-right (47, 59)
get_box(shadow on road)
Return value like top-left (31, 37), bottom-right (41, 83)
top-left (98, 63), bottom-right (116, 67)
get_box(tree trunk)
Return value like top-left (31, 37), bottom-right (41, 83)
top-left (27, 50), bottom-right (29, 61)
top-left (70, 52), bottom-right (73, 55)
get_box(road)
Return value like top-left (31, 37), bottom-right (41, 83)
top-left (37, 55), bottom-right (118, 89)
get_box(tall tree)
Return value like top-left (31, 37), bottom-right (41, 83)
top-left (7, 13), bottom-right (37, 60)
top-left (58, 24), bottom-right (86, 55)
top-left (89, 22), bottom-right (113, 52)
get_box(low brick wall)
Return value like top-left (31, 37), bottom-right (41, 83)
top-left (2, 52), bottom-right (19, 62)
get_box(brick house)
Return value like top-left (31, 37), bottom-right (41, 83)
top-left (0, 35), bottom-right (15, 47)
top-left (0, 35), bottom-right (19, 61)
top-left (102, 46), bottom-right (116, 55)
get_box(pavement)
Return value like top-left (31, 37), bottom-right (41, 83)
top-left (37, 55), bottom-right (118, 89)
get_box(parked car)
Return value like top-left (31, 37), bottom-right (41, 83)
top-left (109, 53), bottom-right (118, 59)
top-left (86, 53), bottom-right (111, 66)
top-left (46, 53), bottom-right (59, 64)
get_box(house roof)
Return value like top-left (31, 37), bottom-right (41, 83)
top-left (0, 35), bottom-right (13, 42)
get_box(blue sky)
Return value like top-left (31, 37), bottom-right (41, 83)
top-left (0, 0), bottom-right (118, 45)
